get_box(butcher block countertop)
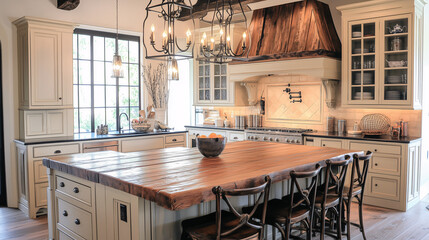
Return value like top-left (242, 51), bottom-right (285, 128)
top-left (43, 141), bottom-right (362, 210)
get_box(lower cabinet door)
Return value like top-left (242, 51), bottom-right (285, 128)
top-left (365, 173), bottom-right (400, 201)
top-left (35, 182), bottom-right (48, 207)
top-left (321, 139), bottom-right (342, 148)
top-left (58, 230), bottom-right (74, 240)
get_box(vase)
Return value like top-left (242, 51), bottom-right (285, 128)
top-left (154, 108), bottom-right (167, 124)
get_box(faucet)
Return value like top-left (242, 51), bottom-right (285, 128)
top-left (118, 112), bottom-right (129, 133)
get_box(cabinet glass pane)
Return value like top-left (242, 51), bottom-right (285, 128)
top-left (221, 76), bottom-right (227, 88)
top-left (205, 90), bottom-right (210, 100)
top-left (199, 90), bottom-right (204, 100)
top-left (362, 87), bottom-right (375, 100)
top-left (352, 56), bottom-right (361, 69)
top-left (385, 86), bottom-right (407, 100)
top-left (385, 69), bottom-right (407, 84)
top-left (221, 64), bottom-right (227, 75)
top-left (214, 76), bottom-right (220, 88)
top-left (214, 64), bottom-right (220, 75)
top-left (363, 55), bottom-right (375, 69)
top-left (385, 36), bottom-right (408, 51)
top-left (364, 39), bottom-right (375, 53)
top-left (363, 23), bottom-right (375, 37)
top-left (352, 87), bottom-right (362, 100)
top-left (199, 66), bottom-right (204, 76)
top-left (352, 40), bottom-right (361, 54)
top-left (362, 71), bottom-right (375, 85)
top-left (385, 18), bottom-right (408, 35)
top-left (221, 89), bottom-right (227, 100)
top-left (351, 24), bottom-right (362, 38)
top-left (385, 53), bottom-right (407, 68)
top-left (352, 72), bottom-right (361, 85)
top-left (214, 89), bottom-right (220, 100)
top-left (205, 77), bottom-right (210, 88)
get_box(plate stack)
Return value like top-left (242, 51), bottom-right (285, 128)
top-left (363, 72), bottom-right (373, 84)
top-left (352, 32), bottom-right (362, 38)
top-left (354, 91), bottom-right (373, 100)
top-left (386, 75), bottom-right (402, 84)
top-left (385, 90), bottom-right (401, 100)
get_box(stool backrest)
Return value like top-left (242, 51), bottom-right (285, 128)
top-left (287, 165), bottom-right (322, 219)
top-left (212, 176), bottom-right (271, 239)
top-left (323, 156), bottom-right (353, 200)
top-left (348, 151), bottom-right (372, 197)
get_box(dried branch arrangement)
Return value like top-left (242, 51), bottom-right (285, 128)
top-left (143, 63), bottom-right (169, 108)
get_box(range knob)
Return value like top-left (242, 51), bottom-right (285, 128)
top-left (250, 136), bottom-right (254, 140)
top-left (263, 137), bottom-right (268, 141)
top-left (275, 138), bottom-right (280, 142)
top-left (269, 137), bottom-right (273, 142)
top-left (296, 139), bottom-right (301, 144)
top-left (254, 136), bottom-right (259, 140)
top-left (286, 139), bottom-right (290, 143)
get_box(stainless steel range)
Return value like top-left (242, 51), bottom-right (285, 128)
top-left (244, 127), bottom-right (314, 145)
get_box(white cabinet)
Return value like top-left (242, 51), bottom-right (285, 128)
top-left (338, 0), bottom-right (424, 109)
top-left (19, 109), bottom-right (74, 139)
top-left (14, 16), bottom-right (75, 109)
top-left (305, 136), bottom-right (422, 211)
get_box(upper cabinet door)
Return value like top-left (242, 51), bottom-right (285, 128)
top-left (348, 20), bottom-right (379, 105)
top-left (380, 14), bottom-right (411, 106)
top-left (30, 29), bottom-right (63, 106)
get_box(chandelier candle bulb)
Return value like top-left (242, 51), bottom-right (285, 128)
top-left (150, 25), bottom-right (155, 43)
top-left (226, 36), bottom-right (231, 48)
top-left (162, 31), bottom-right (167, 48)
top-left (186, 29), bottom-right (191, 45)
top-left (210, 38), bottom-right (215, 51)
top-left (242, 32), bottom-right (246, 48)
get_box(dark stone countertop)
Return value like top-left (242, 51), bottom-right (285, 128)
top-left (14, 130), bottom-right (188, 145)
top-left (185, 125), bottom-right (246, 132)
top-left (303, 131), bottom-right (421, 144)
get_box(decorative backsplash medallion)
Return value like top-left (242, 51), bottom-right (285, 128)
top-left (265, 83), bottom-right (322, 123)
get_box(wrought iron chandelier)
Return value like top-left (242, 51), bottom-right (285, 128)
top-left (142, 0), bottom-right (195, 80)
top-left (198, 0), bottom-right (249, 64)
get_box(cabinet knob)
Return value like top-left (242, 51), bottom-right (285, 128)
top-left (54, 150), bottom-right (62, 154)
top-left (59, 97), bottom-right (62, 100)
top-left (62, 210), bottom-right (68, 217)
top-left (375, 163), bottom-right (378, 166)
top-left (59, 182), bottom-right (65, 187)
top-left (172, 139), bottom-right (177, 142)
top-left (73, 187), bottom-right (79, 193)
top-left (322, 144), bottom-right (326, 147)
top-left (375, 184), bottom-right (378, 187)
top-left (374, 149), bottom-right (378, 152)
top-left (75, 219), bottom-right (80, 225)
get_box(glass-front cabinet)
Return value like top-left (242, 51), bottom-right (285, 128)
top-left (195, 61), bottom-right (229, 104)
top-left (347, 15), bottom-right (411, 106)
top-left (340, 0), bottom-right (423, 110)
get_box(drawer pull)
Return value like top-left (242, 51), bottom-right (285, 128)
top-left (375, 184), bottom-right (378, 187)
top-left (59, 97), bottom-right (62, 100)
top-left (73, 187), bottom-right (79, 193)
top-left (59, 182), bottom-right (65, 187)
top-left (75, 219), bottom-right (80, 225)
top-left (54, 150), bottom-right (62, 154)
top-left (374, 149), bottom-right (378, 152)
top-left (306, 138), bottom-right (314, 142)
top-left (172, 138), bottom-right (177, 142)
top-left (322, 144), bottom-right (326, 147)
top-left (375, 163), bottom-right (378, 166)
top-left (233, 137), bottom-right (238, 140)
top-left (62, 210), bottom-right (68, 217)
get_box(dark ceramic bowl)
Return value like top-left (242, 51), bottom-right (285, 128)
top-left (196, 137), bottom-right (227, 157)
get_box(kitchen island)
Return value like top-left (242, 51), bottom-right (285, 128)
top-left (43, 141), bottom-right (361, 240)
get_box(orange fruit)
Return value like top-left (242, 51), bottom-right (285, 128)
top-left (199, 135), bottom-right (207, 138)
top-left (217, 135), bottom-right (223, 138)
top-left (208, 133), bottom-right (218, 138)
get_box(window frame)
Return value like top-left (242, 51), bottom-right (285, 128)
top-left (73, 28), bottom-right (141, 133)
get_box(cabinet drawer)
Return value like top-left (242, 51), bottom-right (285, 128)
top-left (33, 144), bottom-right (80, 158)
top-left (370, 155), bottom-right (401, 175)
top-left (165, 134), bottom-right (185, 144)
top-left (56, 176), bottom-right (92, 206)
top-left (34, 160), bottom-right (48, 183)
top-left (165, 143), bottom-right (186, 148)
top-left (57, 198), bottom-right (93, 240)
top-left (35, 182), bottom-right (48, 207)
top-left (365, 173), bottom-right (400, 201)
top-left (228, 132), bottom-right (245, 142)
top-left (188, 129), bottom-right (226, 137)
top-left (58, 230), bottom-right (74, 240)
top-left (321, 139), bottom-right (342, 149)
top-left (350, 142), bottom-right (401, 155)
top-left (122, 136), bottom-right (164, 152)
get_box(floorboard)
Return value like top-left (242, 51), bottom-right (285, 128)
top-left (1, 196), bottom-right (429, 239)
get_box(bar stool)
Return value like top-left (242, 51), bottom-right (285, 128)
top-left (343, 151), bottom-right (372, 240)
top-left (243, 164), bottom-right (322, 240)
top-left (181, 176), bottom-right (271, 240)
top-left (313, 156), bottom-right (352, 240)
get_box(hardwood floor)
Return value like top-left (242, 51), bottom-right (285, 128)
top-left (0, 197), bottom-right (428, 240)
top-left (0, 207), bottom-right (48, 240)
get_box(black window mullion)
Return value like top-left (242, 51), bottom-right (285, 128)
top-left (90, 35), bottom-right (95, 132)
top-left (76, 34), bottom-right (81, 133)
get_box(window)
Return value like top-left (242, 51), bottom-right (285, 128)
top-left (73, 29), bottom-right (141, 133)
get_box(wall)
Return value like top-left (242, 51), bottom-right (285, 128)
top-left (0, 0), bottom-right (193, 207)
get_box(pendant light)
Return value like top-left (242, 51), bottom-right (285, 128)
top-left (142, 0), bottom-right (195, 81)
top-left (112, 0), bottom-right (124, 78)
top-left (168, 57), bottom-right (179, 81)
top-left (198, 0), bottom-right (249, 64)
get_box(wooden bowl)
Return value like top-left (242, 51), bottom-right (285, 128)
top-left (196, 137), bottom-right (227, 157)
top-left (131, 123), bottom-right (151, 133)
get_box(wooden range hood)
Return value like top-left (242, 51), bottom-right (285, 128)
top-left (234, 0), bottom-right (341, 62)
top-left (229, 0), bottom-right (342, 108)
